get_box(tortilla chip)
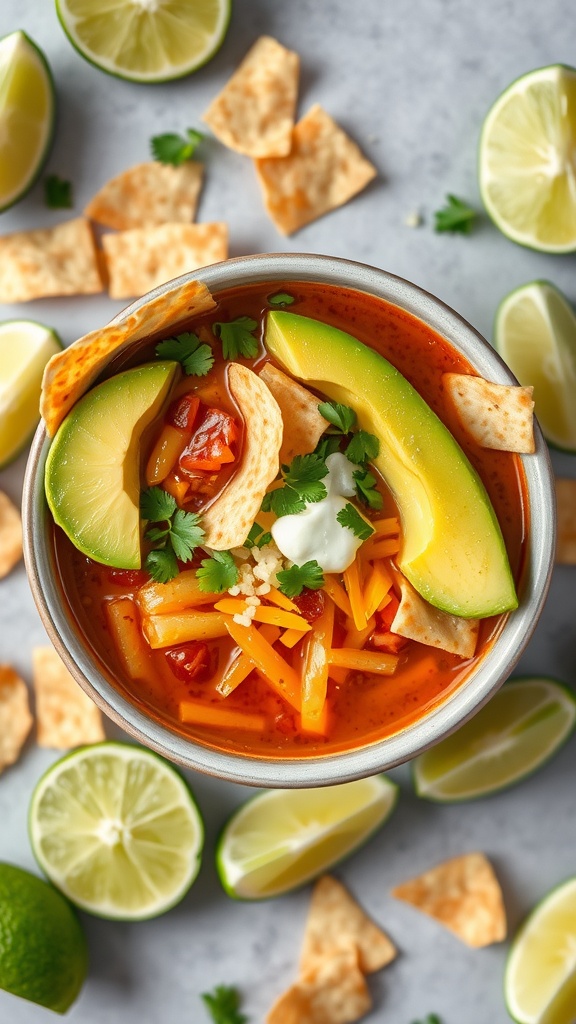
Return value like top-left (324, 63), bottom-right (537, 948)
top-left (103, 222), bottom-right (228, 300)
top-left (555, 477), bottom-right (576, 564)
top-left (203, 36), bottom-right (299, 158)
top-left (202, 363), bottom-right (283, 549)
top-left (301, 875), bottom-right (396, 976)
top-left (259, 363), bottom-right (329, 463)
top-left (0, 218), bottom-right (103, 303)
top-left (0, 666), bottom-right (33, 772)
top-left (33, 646), bottom-right (105, 749)
top-left (392, 852), bottom-right (507, 948)
top-left (267, 950), bottom-right (372, 1024)
top-left (41, 277), bottom-right (216, 436)
top-left (254, 104), bottom-right (377, 235)
top-left (444, 373), bottom-right (535, 454)
top-left (0, 491), bottom-right (23, 579)
top-left (391, 575), bottom-right (479, 659)
top-left (85, 161), bottom-right (204, 230)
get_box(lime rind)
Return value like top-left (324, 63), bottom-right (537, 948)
top-left (0, 319), bottom-right (62, 469)
top-left (413, 677), bottom-right (576, 803)
top-left (29, 742), bottom-right (204, 921)
top-left (216, 775), bottom-right (398, 901)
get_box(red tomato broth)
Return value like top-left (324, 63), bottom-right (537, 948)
top-left (51, 281), bottom-right (529, 758)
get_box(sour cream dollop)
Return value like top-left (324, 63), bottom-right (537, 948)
top-left (271, 452), bottom-right (370, 573)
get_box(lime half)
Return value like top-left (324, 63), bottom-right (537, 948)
top-left (413, 678), bottom-right (576, 802)
top-left (0, 31), bottom-right (55, 211)
top-left (495, 281), bottom-right (576, 453)
top-left (29, 743), bottom-right (204, 920)
top-left (216, 775), bottom-right (398, 900)
top-left (479, 65), bottom-right (576, 252)
top-left (56, 0), bottom-right (231, 83)
top-left (0, 320), bottom-right (62, 468)
top-left (505, 876), bottom-right (576, 1024)
top-left (0, 862), bottom-right (87, 1014)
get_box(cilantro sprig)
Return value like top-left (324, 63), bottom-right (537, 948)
top-left (276, 560), bottom-right (325, 598)
top-left (213, 317), bottom-right (259, 360)
top-left (151, 128), bottom-right (203, 166)
top-left (353, 469), bottom-right (383, 510)
top-left (155, 331), bottom-right (214, 377)
top-left (44, 174), bottom-right (73, 209)
top-left (244, 523), bottom-right (272, 549)
top-left (262, 453), bottom-right (329, 517)
top-left (201, 985), bottom-right (248, 1024)
top-left (336, 502), bottom-right (374, 540)
top-left (318, 401), bottom-right (356, 434)
top-left (434, 194), bottom-right (476, 235)
top-left (345, 429), bottom-right (380, 464)
top-left (141, 487), bottom-right (205, 584)
top-left (410, 1015), bottom-right (442, 1024)
top-left (268, 292), bottom-right (295, 306)
top-left (196, 550), bottom-right (239, 593)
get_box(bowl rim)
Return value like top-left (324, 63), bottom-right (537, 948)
top-left (22, 252), bottom-right (556, 787)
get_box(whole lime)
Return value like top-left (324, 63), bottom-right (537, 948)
top-left (0, 862), bottom-right (87, 1014)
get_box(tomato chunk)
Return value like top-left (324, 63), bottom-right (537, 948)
top-left (292, 588), bottom-right (325, 623)
top-left (107, 569), bottom-right (149, 588)
top-left (165, 642), bottom-right (211, 683)
top-left (167, 393), bottom-right (200, 431)
top-left (180, 407), bottom-right (239, 474)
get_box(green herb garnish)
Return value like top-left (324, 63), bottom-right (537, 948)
top-left (155, 331), bottom-right (214, 377)
top-left (44, 174), bottom-right (73, 209)
top-left (345, 429), bottom-right (380, 464)
top-left (276, 560), bottom-right (325, 598)
top-left (434, 194), bottom-right (476, 235)
top-left (141, 487), bottom-right (177, 523)
top-left (336, 502), bottom-right (374, 540)
top-left (318, 401), bottom-right (356, 434)
top-left (213, 317), bottom-right (259, 360)
top-left (201, 984), bottom-right (248, 1024)
top-left (410, 1016), bottom-right (443, 1024)
top-left (196, 550), bottom-right (239, 593)
top-left (141, 487), bottom-right (205, 583)
top-left (264, 452), bottom-right (328, 517)
top-left (268, 292), bottom-right (295, 306)
top-left (151, 128), bottom-right (203, 166)
top-left (353, 469), bottom-right (384, 510)
top-left (314, 435), bottom-right (342, 460)
top-left (244, 523), bottom-right (272, 549)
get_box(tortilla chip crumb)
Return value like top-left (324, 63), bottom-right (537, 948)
top-left (255, 104), bottom-right (377, 235)
top-left (392, 852), bottom-right (507, 948)
top-left (33, 646), bottom-right (106, 749)
top-left (267, 950), bottom-right (371, 1024)
top-left (0, 491), bottom-right (23, 579)
top-left (555, 477), bottom-right (576, 564)
top-left (0, 218), bottom-right (103, 303)
top-left (443, 373), bottom-right (535, 454)
top-left (85, 161), bottom-right (204, 231)
top-left (0, 665), bottom-right (33, 773)
top-left (391, 574), bottom-right (479, 659)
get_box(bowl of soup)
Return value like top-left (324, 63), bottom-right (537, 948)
top-left (23, 253), bottom-right (555, 786)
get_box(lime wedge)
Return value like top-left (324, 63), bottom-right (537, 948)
top-left (56, 0), bottom-right (231, 83)
top-left (505, 876), bottom-right (576, 1024)
top-left (0, 320), bottom-right (62, 468)
top-left (29, 743), bottom-right (204, 920)
top-left (216, 775), bottom-right (398, 900)
top-left (494, 281), bottom-right (576, 452)
top-left (413, 678), bottom-right (576, 802)
top-left (0, 31), bottom-right (55, 211)
top-left (479, 65), bottom-right (576, 252)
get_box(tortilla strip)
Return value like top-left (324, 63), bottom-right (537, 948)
top-left (0, 491), bottom-right (23, 579)
top-left (555, 477), bottom-right (576, 564)
top-left (0, 665), bottom-right (33, 773)
top-left (33, 646), bottom-right (105, 749)
top-left (392, 852), bottom-right (507, 948)
top-left (300, 875), bottom-right (396, 975)
top-left (254, 104), bottom-right (377, 235)
top-left (103, 222), bottom-right (228, 300)
top-left (267, 949), bottom-right (372, 1024)
top-left (443, 373), bottom-right (535, 454)
top-left (391, 575), bottom-right (479, 659)
top-left (259, 363), bottom-right (329, 463)
top-left (41, 277), bottom-right (216, 436)
top-left (0, 218), bottom-right (103, 303)
top-left (85, 161), bottom-right (204, 230)
top-left (202, 364), bottom-right (283, 549)
top-left (203, 36), bottom-right (299, 158)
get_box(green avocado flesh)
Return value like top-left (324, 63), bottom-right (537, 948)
top-left (45, 361), bottom-right (178, 569)
top-left (265, 311), bottom-right (518, 618)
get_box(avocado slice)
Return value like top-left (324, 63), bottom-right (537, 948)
top-left (45, 361), bottom-right (178, 569)
top-left (265, 311), bottom-right (518, 618)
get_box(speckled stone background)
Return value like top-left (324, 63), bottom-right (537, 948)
top-left (1, 1), bottom-right (576, 1022)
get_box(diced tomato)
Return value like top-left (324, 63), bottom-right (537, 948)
top-left (292, 588), bottom-right (325, 623)
top-left (107, 569), bottom-right (149, 588)
top-left (165, 642), bottom-right (211, 683)
top-left (167, 393), bottom-right (200, 431)
top-left (371, 631), bottom-right (409, 655)
top-left (378, 593), bottom-right (400, 630)
top-left (179, 407), bottom-right (239, 474)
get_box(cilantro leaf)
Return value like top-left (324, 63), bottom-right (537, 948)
top-left (345, 430), bottom-right (380, 465)
top-left (434, 194), bottom-right (476, 235)
top-left (317, 401), bottom-right (356, 434)
top-left (268, 487), bottom-right (307, 517)
top-left (277, 560), bottom-right (325, 598)
top-left (213, 317), bottom-right (259, 360)
top-left (201, 984), bottom-right (248, 1024)
top-left (410, 1016), bottom-right (443, 1024)
top-left (314, 434), bottom-right (342, 460)
top-left (140, 487), bottom-right (177, 522)
top-left (283, 453), bottom-right (328, 503)
top-left (196, 550), bottom-right (239, 593)
top-left (336, 502), bottom-right (374, 540)
top-left (244, 523), bottom-right (273, 549)
top-left (145, 525), bottom-right (171, 543)
top-left (145, 548), bottom-right (179, 584)
top-left (44, 174), bottom-right (73, 209)
top-left (170, 509), bottom-right (205, 562)
top-left (155, 332), bottom-right (214, 377)
top-left (268, 292), bottom-right (295, 306)
top-left (151, 128), bottom-right (203, 166)
top-left (353, 470), bottom-right (384, 510)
